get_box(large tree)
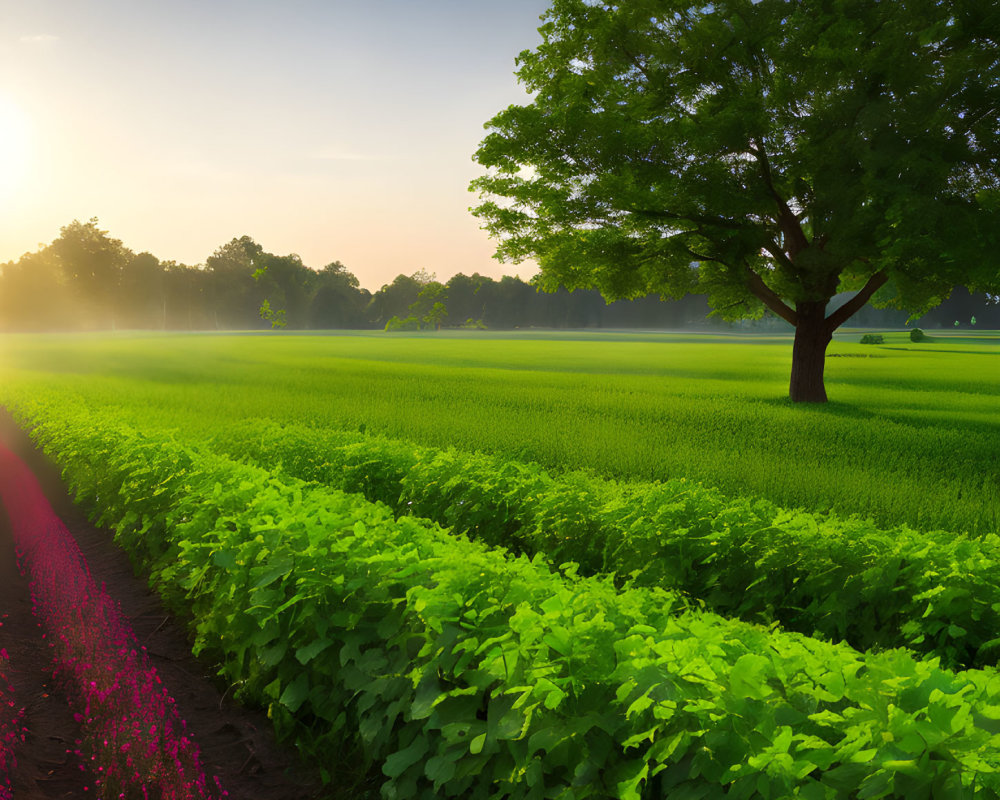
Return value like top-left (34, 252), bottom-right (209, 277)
top-left (0, 249), bottom-right (72, 330)
top-left (118, 252), bottom-right (167, 329)
top-left (472, 0), bottom-right (1000, 401)
top-left (309, 261), bottom-right (370, 329)
top-left (205, 235), bottom-right (267, 328)
top-left (366, 272), bottom-right (428, 327)
top-left (49, 218), bottom-right (132, 329)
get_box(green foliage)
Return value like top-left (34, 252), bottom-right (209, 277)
top-left (860, 334), bottom-right (884, 344)
top-left (11, 394), bottom-right (1000, 798)
top-left (207, 235), bottom-right (264, 275)
top-left (200, 418), bottom-right (1000, 670)
top-left (423, 302), bottom-right (447, 330)
top-left (409, 280), bottom-right (448, 330)
top-left (258, 299), bottom-right (287, 329)
top-left (48, 218), bottom-right (132, 326)
top-left (473, 0), bottom-right (1000, 313)
top-left (472, 0), bottom-right (1000, 401)
top-left (252, 264), bottom-right (291, 329)
top-left (385, 315), bottom-right (422, 332)
top-left (911, 328), bottom-right (928, 342)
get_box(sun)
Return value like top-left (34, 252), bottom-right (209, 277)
top-left (0, 95), bottom-right (32, 207)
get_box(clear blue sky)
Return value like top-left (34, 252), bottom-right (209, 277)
top-left (0, 0), bottom-right (549, 289)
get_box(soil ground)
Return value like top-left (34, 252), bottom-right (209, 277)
top-left (0, 408), bottom-right (340, 799)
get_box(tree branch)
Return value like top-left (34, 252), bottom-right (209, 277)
top-left (955, 100), bottom-right (1000, 137)
top-left (761, 239), bottom-right (795, 271)
top-left (751, 139), bottom-right (810, 259)
top-left (744, 266), bottom-right (798, 326)
top-left (823, 270), bottom-right (889, 332)
top-left (631, 208), bottom-right (749, 230)
top-left (714, 298), bottom-right (752, 313)
top-left (617, 41), bottom-right (655, 84)
top-left (681, 246), bottom-right (730, 266)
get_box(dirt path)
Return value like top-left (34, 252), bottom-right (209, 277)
top-left (0, 523), bottom-right (83, 798)
top-left (0, 409), bottom-right (330, 799)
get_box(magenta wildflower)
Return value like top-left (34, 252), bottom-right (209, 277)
top-left (0, 445), bottom-right (226, 799)
top-left (0, 632), bottom-right (26, 800)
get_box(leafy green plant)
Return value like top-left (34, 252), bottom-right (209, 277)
top-left (258, 299), bottom-right (287, 329)
top-left (11, 395), bottom-right (1000, 799)
top-left (196, 418), bottom-right (1000, 670)
top-left (860, 333), bottom-right (884, 344)
top-left (384, 315), bottom-right (422, 331)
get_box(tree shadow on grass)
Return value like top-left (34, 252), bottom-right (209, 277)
top-left (760, 396), bottom-right (883, 421)
top-left (760, 394), bottom-right (998, 440)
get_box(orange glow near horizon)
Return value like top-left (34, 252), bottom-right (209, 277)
top-left (0, 2), bottom-right (550, 290)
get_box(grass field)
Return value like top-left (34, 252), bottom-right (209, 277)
top-left (0, 328), bottom-right (996, 536)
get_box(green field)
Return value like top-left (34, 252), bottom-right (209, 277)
top-left (4, 328), bottom-right (1000, 798)
top-left (1, 329), bottom-right (996, 535)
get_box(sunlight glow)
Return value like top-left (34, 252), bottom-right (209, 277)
top-left (0, 95), bottom-right (32, 208)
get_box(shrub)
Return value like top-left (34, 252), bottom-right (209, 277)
top-left (860, 333), bottom-right (884, 344)
top-left (910, 327), bottom-right (927, 342)
top-left (384, 315), bottom-right (422, 332)
top-left (212, 419), bottom-right (1000, 670)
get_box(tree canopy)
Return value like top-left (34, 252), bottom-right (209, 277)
top-left (472, 0), bottom-right (1000, 400)
top-left (49, 218), bottom-right (131, 328)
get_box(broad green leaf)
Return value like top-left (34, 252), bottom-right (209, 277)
top-left (295, 637), bottom-right (333, 665)
top-left (383, 737), bottom-right (430, 780)
top-left (278, 672), bottom-right (310, 712)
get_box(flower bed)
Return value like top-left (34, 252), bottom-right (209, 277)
top-left (0, 443), bottom-right (224, 800)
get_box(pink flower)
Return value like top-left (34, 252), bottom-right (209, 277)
top-left (0, 445), bottom-right (227, 799)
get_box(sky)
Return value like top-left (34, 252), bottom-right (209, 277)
top-left (0, 0), bottom-right (549, 291)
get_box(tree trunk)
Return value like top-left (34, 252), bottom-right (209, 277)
top-left (744, 268), bottom-right (888, 404)
top-left (789, 301), bottom-right (832, 403)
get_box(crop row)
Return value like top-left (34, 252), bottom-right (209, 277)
top-left (10, 397), bottom-right (1000, 799)
top-left (202, 419), bottom-right (1000, 671)
top-left (0, 442), bottom-right (223, 799)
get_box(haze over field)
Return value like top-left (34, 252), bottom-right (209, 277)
top-left (0, 0), bottom-right (548, 289)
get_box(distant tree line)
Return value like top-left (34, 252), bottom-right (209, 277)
top-left (1, 219), bottom-right (997, 332)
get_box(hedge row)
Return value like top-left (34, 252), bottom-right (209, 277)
top-left (8, 397), bottom-right (1000, 799)
top-left (209, 419), bottom-right (1000, 671)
